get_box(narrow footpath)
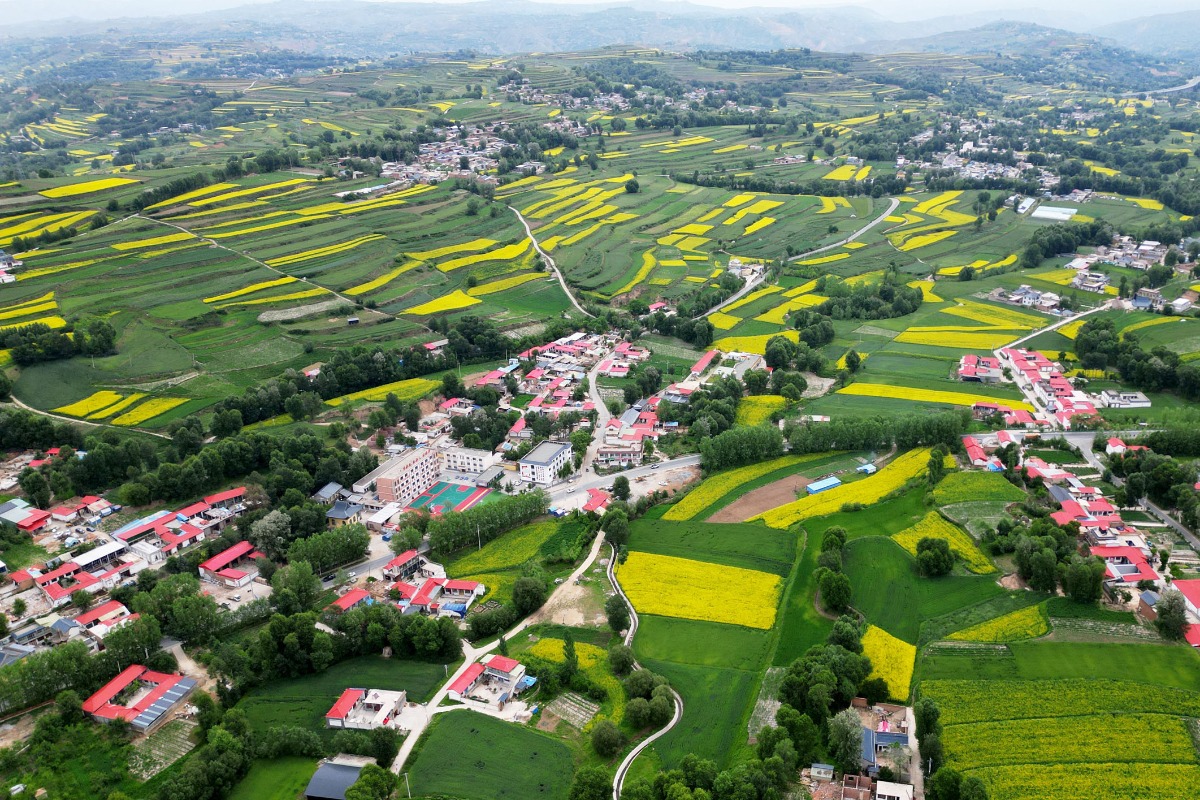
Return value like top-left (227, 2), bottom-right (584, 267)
top-left (509, 206), bottom-right (594, 318)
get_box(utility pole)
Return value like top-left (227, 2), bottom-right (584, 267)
top-left (402, 772), bottom-right (412, 798)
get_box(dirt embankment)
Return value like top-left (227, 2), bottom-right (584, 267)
top-left (706, 474), bottom-right (813, 523)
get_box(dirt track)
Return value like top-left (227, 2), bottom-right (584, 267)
top-left (706, 474), bottom-right (813, 523)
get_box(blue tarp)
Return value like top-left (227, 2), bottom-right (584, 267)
top-left (442, 603), bottom-right (468, 617)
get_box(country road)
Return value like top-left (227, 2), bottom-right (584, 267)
top-left (786, 196), bottom-right (901, 263)
top-left (510, 206), bottom-right (594, 318)
top-left (3, 396), bottom-right (171, 439)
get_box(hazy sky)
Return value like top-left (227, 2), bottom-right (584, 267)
top-left (12, 0), bottom-right (1200, 25)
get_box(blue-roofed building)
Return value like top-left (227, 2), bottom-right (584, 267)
top-left (807, 475), bottom-right (843, 495)
top-left (856, 463), bottom-right (877, 475)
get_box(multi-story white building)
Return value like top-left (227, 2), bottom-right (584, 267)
top-left (372, 448), bottom-right (441, 505)
top-left (443, 447), bottom-right (496, 476)
top-left (518, 441), bottom-right (572, 485)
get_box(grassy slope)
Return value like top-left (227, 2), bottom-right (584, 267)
top-left (626, 518), bottom-right (795, 576)
top-left (407, 712), bottom-right (573, 800)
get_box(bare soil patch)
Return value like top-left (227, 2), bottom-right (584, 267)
top-left (999, 573), bottom-right (1026, 591)
top-left (707, 474), bottom-right (812, 523)
top-left (536, 710), bottom-right (561, 733)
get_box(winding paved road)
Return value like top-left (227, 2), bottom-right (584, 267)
top-left (510, 206), bottom-right (594, 318)
top-left (391, 532), bottom-right (608, 775)
top-left (608, 542), bottom-right (684, 800)
top-left (786, 196), bottom-right (901, 263)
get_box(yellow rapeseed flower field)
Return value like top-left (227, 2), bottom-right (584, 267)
top-left (615, 251), bottom-right (657, 296)
top-left (0, 315), bottom-right (67, 334)
top-left (795, 252), bottom-right (849, 266)
top-left (907, 280), bottom-right (943, 302)
top-left (836, 383), bottom-right (1035, 411)
top-left (743, 217), bottom-right (775, 235)
top-left (54, 391), bottom-right (125, 417)
top-left (0, 300), bottom-right (57, 321)
top-left (664, 453), bottom-right (832, 521)
top-left (39, 177), bottom-right (139, 198)
top-left (892, 512), bottom-right (995, 573)
top-left (204, 276), bottom-right (297, 304)
top-left (823, 165), bottom-right (857, 180)
top-left (862, 625), bottom-right (915, 701)
top-left (735, 396), bottom-right (787, 426)
top-left (269, 234), bottom-right (385, 268)
top-left (941, 300), bottom-right (1045, 328)
top-left (436, 241), bottom-right (530, 273)
top-left (404, 290), bottom-right (482, 315)
top-left (947, 604), bottom-right (1049, 642)
top-left (755, 448), bottom-right (930, 528)
top-left (467, 273), bottom-right (544, 296)
top-left (111, 232), bottom-right (195, 251)
top-left (896, 230), bottom-right (957, 251)
top-left (325, 377), bottom-right (439, 407)
top-left (894, 329), bottom-right (1020, 349)
top-left (215, 288), bottom-right (328, 308)
top-left (714, 330), bottom-right (799, 356)
top-left (707, 312), bottom-right (741, 330)
top-left (112, 398), bottom-right (189, 426)
top-left (87, 393), bottom-right (147, 420)
top-left (617, 552), bottom-right (781, 629)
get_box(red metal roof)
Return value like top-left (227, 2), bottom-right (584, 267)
top-left (176, 501), bottom-right (210, 518)
top-left (198, 540), bottom-right (256, 573)
top-left (75, 600), bottom-right (128, 627)
top-left (485, 654), bottom-right (521, 674)
top-left (1174, 579), bottom-right (1200, 609)
top-left (444, 579), bottom-right (480, 592)
top-left (691, 349), bottom-right (719, 374)
top-left (385, 550), bottom-right (419, 570)
top-left (330, 588), bottom-right (370, 612)
top-left (326, 688), bottom-right (365, 720)
top-left (83, 665), bottom-right (146, 714)
top-left (204, 487), bottom-right (246, 505)
top-left (448, 663), bottom-right (484, 695)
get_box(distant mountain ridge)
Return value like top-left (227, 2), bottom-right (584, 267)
top-left (0, 0), bottom-right (1197, 70)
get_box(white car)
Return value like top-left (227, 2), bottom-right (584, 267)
top-left (567, 487), bottom-right (576, 493)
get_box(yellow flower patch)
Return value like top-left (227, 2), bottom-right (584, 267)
top-left (755, 448), bottom-right (930, 528)
top-left (707, 312), bottom-right (742, 330)
top-left (837, 383), bottom-right (1034, 411)
top-left (326, 378), bottom-right (439, 407)
top-left (892, 512), bottom-right (995, 574)
top-left (436, 241), bottom-right (530, 273)
top-left (664, 454), bottom-right (832, 521)
top-left (54, 391), bottom-right (125, 417)
top-left (940, 300), bottom-right (1044, 328)
top-left (268, 234), bottom-right (385, 268)
top-left (87, 393), bottom-right (147, 420)
top-left (862, 625), bottom-right (915, 701)
top-left (947, 604), bottom-right (1049, 642)
top-left (714, 330), bottom-right (799, 356)
top-left (893, 330), bottom-right (1020, 350)
top-left (896, 230), bottom-right (957, 251)
top-left (0, 316), bottom-right (67, 334)
top-left (404, 290), bottom-right (482, 315)
top-left (818, 197), bottom-right (851, 214)
top-left (907, 280), bottom-right (942, 302)
top-left (722, 285), bottom-right (783, 313)
top-left (795, 252), bottom-right (850, 266)
top-left (215, 288), bottom-right (328, 308)
top-left (736, 396), bottom-right (787, 426)
top-left (614, 251), bottom-right (657, 296)
top-left (823, 165), bottom-right (857, 181)
top-left (111, 232), bottom-right (195, 251)
top-left (743, 217), bottom-right (775, 235)
top-left (204, 277), bottom-right (297, 303)
top-left (467, 273), bottom-right (544, 296)
top-left (673, 223), bottom-right (713, 236)
top-left (39, 177), bottom-right (139, 198)
top-left (617, 552), bottom-right (781, 630)
top-left (112, 398), bottom-right (189, 426)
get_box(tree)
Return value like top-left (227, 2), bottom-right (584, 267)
top-left (559, 630), bottom-right (579, 684)
top-left (250, 510), bottom-right (293, 562)
top-left (345, 764), bottom-right (397, 800)
top-left (827, 618), bottom-right (863, 653)
top-left (916, 538), bottom-right (954, 577)
top-left (605, 593), bottom-right (630, 633)
top-left (819, 571), bottom-right (852, 612)
top-left (959, 775), bottom-right (990, 800)
top-left (56, 689), bottom-right (84, 725)
top-left (927, 766), bottom-right (962, 800)
top-left (609, 644), bottom-right (635, 675)
top-left (612, 475), bottom-right (631, 501)
top-left (171, 593), bottom-right (221, 645)
top-left (271, 561), bottom-right (322, 614)
top-left (1062, 556), bottom-right (1105, 604)
top-left (844, 350), bottom-right (861, 372)
top-left (602, 508), bottom-right (630, 546)
top-left (70, 590), bottom-right (93, 611)
top-left (19, 469), bottom-right (51, 509)
top-left (591, 719), bottom-right (624, 757)
top-left (625, 178), bottom-right (640, 194)
top-left (512, 576), bottom-right (547, 616)
top-left (626, 697), bottom-right (652, 729)
top-left (1155, 589), bottom-right (1189, 640)
top-left (828, 708), bottom-right (864, 774)
top-left (12, 598), bottom-right (26, 618)
top-left (776, 705), bottom-right (821, 763)
top-left (568, 766), bottom-right (611, 800)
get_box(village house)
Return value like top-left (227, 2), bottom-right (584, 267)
top-left (82, 665), bottom-right (197, 734)
top-left (198, 540), bottom-right (265, 588)
top-left (325, 688), bottom-right (407, 730)
top-left (957, 354), bottom-right (1002, 383)
top-left (447, 653), bottom-right (531, 706)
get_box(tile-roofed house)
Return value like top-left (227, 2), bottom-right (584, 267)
top-left (82, 665), bottom-right (196, 733)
